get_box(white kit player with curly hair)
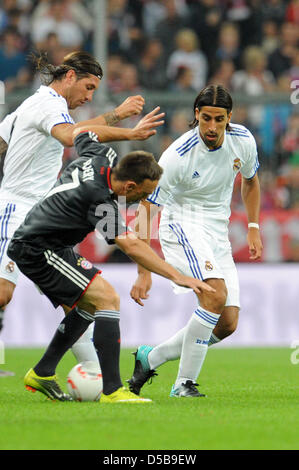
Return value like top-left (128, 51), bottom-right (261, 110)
top-left (0, 50), bottom-right (162, 376)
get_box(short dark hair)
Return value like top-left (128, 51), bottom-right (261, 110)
top-left (31, 51), bottom-right (103, 85)
top-left (112, 151), bottom-right (163, 184)
top-left (190, 85), bottom-right (233, 129)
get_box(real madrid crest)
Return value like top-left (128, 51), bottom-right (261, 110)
top-left (233, 158), bottom-right (241, 171)
top-left (5, 261), bottom-right (15, 273)
top-left (205, 261), bottom-right (213, 271)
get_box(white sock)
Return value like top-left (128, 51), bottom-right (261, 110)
top-left (71, 323), bottom-right (99, 364)
top-left (174, 306), bottom-right (220, 388)
top-left (208, 332), bottom-right (221, 347)
top-left (148, 327), bottom-right (186, 369)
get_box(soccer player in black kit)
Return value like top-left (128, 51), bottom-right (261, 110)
top-left (8, 128), bottom-right (215, 403)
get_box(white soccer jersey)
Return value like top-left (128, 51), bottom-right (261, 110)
top-left (0, 85), bottom-right (74, 204)
top-left (147, 124), bottom-right (259, 304)
top-left (148, 123), bottom-right (259, 233)
top-left (0, 111), bottom-right (17, 143)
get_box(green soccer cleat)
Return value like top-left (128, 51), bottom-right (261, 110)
top-left (24, 368), bottom-right (73, 401)
top-left (100, 386), bottom-right (152, 403)
top-left (127, 345), bottom-right (158, 395)
top-left (169, 380), bottom-right (206, 398)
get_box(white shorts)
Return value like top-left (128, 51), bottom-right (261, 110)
top-left (159, 220), bottom-right (240, 307)
top-left (0, 199), bottom-right (32, 285)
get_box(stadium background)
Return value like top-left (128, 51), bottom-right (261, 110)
top-left (0, 0), bottom-right (299, 349)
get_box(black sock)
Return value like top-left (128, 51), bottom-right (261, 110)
top-left (93, 310), bottom-right (122, 395)
top-left (34, 307), bottom-right (94, 377)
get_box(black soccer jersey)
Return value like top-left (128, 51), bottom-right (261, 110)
top-left (11, 131), bottom-right (130, 249)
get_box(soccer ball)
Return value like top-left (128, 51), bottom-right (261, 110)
top-left (67, 361), bottom-right (103, 402)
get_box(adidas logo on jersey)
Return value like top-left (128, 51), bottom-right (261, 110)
top-left (192, 171), bottom-right (200, 179)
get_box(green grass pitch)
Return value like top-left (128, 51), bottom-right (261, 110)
top-left (0, 347), bottom-right (298, 450)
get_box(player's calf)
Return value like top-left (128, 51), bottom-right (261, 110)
top-left (78, 276), bottom-right (124, 396)
top-left (212, 305), bottom-right (239, 340)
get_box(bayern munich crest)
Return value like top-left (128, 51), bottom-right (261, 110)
top-left (81, 259), bottom-right (93, 270)
top-left (77, 257), bottom-right (93, 270)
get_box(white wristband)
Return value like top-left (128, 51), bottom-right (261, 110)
top-left (248, 223), bottom-right (259, 229)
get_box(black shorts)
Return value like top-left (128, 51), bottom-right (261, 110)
top-left (8, 241), bottom-right (101, 308)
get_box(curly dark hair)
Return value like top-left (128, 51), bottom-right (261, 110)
top-left (30, 50), bottom-right (103, 85)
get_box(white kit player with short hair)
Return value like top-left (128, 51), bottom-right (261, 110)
top-left (128, 85), bottom-right (263, 398)
top-left (0, 50), bottom-right (159, 376)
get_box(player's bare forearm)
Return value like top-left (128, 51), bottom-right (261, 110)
top-left (241, 174), bottom-right (263, 260)
top-left (241, 174), bottom-right (260, 224)
top-left (52, 122), bottom-right (130, 147)
top-left (134, 201), bottom-right (161, 275)
top-left (118, 234), bottom-right (216, 306)
top-left (73, 107), bottom-right (164, 144)
top-left (73, 124), bottom-right (134, 143)
top-left (76, 111), bottom-right (119, 128)
top-left (116, 233), bottom-right (180, 283)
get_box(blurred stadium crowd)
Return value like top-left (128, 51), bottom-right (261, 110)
top-left (0, 0), bottom-right (298, 260)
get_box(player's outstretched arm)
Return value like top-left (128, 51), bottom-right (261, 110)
top-left (51, 96), bottom-right (159, 146)
top-left (72, 107), bottom-right (165, 144)
top-left (115, 232), bottom-right (215, 306)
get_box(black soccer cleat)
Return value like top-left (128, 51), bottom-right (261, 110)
top-left (127, 346), bottom-right (158, 395)
top-left (169, 380), bottom-right (206, 398)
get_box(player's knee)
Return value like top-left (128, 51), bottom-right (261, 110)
top-left (0, 288), bottom-right (13, 309)
top-left (214, 286), bottom-right (228, 310)
top-left (200, 280), bottom-right (227, 314)
top-left (95, 286), bottom-right (120, 312)
top-left (108, 289), bottom-right (120, 311)
top-left (0, 278), bottom-right (15, 306)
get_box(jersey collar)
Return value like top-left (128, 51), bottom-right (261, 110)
top-left (37, 85), bottom-right (67, 104)
top-left (197, 127), bottom-right (227, 152)
top-left (101, 166), bottom-right (114, 194)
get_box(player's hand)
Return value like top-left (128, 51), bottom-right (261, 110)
top-left (115, 95), bottom-right (145, 120)
top-left (174, 275), bottom-right (216, 296)
top-left (130, 107), bottom-right (165, 141)
top-left (247, 227), bottom-right (263, 260)
top-left (130, 272), bottom-right (152, 307)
